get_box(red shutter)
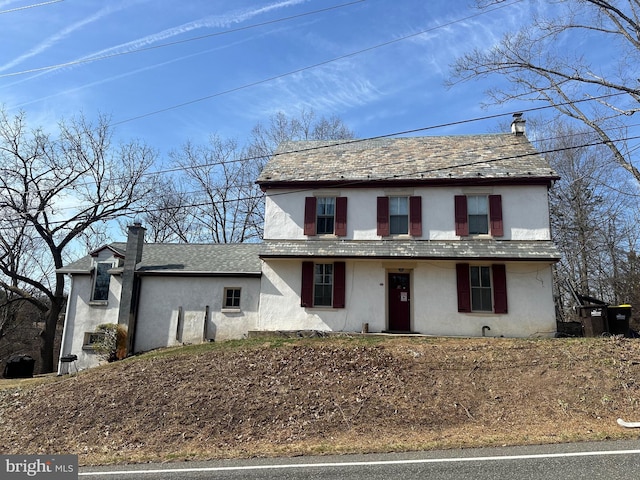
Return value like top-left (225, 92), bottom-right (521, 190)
top-left (456, 263), bottom-right (471, 313)
top-left (377, 197), bottom-right (389, 236)
top-left (455, 195), bottom-right (468, 236)
top-left (492, 264), bottom-right (508, 314)
top-left (409, 196), bottom-right (422, 237)
top-left (335, 197), bottom-right (347, 236)
top-left (489, 195), bottom-right (504, 237)
top-left (301, 261), bottom-right (314, 307)
top-left (333, 261), bottom-right (346, 308)
top-left (303, 197), bottom-right (316, 236)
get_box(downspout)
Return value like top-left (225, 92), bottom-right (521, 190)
top-left (56, 274), bottom-right (74, 375)
top-left (129, 275), bottom-right (142, 355)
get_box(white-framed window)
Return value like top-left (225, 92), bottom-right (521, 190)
top-left (91, 262), bottom-right (113, 302)
top-left (389, 196), bottom-right (409, 235)
top-left (223, 287), bottom-right (241, 309)
top-left (313, 263), bottom-right (333, 307)
top-left (470, 265), bottom-right (492, 312)
top-left (316, 197), bottom-right (336, 235)
top-left (467, 195), bottom-right (489, 235)
top-left (82, 331), bottom-right (106, 350)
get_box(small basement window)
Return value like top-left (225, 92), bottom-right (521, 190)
top-left (82, 331), bottom-right (106, 350)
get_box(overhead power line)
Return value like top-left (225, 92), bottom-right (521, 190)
top-left (0, 90), bottom-right (635, 209)
top-left (2, 121), bottom-right (640, 229)
top-left (111, 0), bottom-right (523, 126)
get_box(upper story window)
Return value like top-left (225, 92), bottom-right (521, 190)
top-left (304, 196), bottom-right (347, 236)
top-left (91, 262), bottom-right (112, 302)
top-left (316, 197), bottom-right (335, 235)
top-left (389, 197), bottom-right (409, 234)
top-left (377, 196), bottom-right (422, 237)
top-left (467, 195), bottom-right (488, 235)
top-left (455, 194), bottom-right (503, 237)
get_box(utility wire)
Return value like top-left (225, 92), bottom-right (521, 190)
top-left (3, 126), bottom-right (640, 229)
top-left (0, 91), bottom-right (630, 204)
top-left (111, 0), bottom-right (523, 126)
top-left (0, 92), bottom-right (637, 217)
top-left (0, 0), bottom-right (365, 78)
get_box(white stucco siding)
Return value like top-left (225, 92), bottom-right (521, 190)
top-left (263, 185), bottom-right (551, 241)
top-left (57, 270), bottom-right (123, 372)
top-left (410, 262), bottom-right (556, 338)
top-left (259, 259), bottom-right (556, 338)
top-left (259, 260), bottom-right (385, 333)
top-left (134, 276), bottom-right (260, 353)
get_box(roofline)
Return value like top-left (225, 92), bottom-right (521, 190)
top-left (259, 254), bottom-right (559, 262)
top-left (137, 271), bottom-right (262, 277)
top-left (56, 269), bottom-right (91, 275)
top-left (257, 176), bottom-right (559, 190)
top-left (89, 244), bottom-right (125, 258)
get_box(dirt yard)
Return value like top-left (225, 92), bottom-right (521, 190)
top-left (0, 335), bottom-right (639, 465)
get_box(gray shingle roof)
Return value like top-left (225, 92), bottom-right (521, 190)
top-left (259, 240), bottom-right (560, 261)
top-left (59, 243), bottom-right (262, 275)
top-left (257, 134), bottom-right (558, 185)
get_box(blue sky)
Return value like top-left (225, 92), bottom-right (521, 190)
top-left (1, 0), bottom-right (539, 158)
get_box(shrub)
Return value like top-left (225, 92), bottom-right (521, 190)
top-left (92, 324), bottom-right (127, 362)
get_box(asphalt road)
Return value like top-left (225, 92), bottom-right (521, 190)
top-left (80, 439), bottom-right (640, 480)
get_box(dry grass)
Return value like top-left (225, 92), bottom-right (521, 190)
top-left (1, 336), bottom-right (639, 466)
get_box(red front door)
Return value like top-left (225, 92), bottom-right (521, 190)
top-left (388, 273), bottom-right (411, 332)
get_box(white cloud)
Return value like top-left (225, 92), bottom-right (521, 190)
top-left (0, 2), bottom-right (132, 72)
top-left (65, 0), bottom-right (308, 68)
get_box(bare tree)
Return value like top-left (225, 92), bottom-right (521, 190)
top-left (138, 176), bottom-right (197, 243)
top-left (532, 118), bottom-right (639, 319)
top-left (158, 109), bottom-right (355, 244)
top-left (450, 0), bottom-right (640, 184)
top-left (0, 110), bottom-right (157, 372)
top-left (248, 108), bottom-right (355, 160)
top-left (169, 135), bottom-right (260, 243)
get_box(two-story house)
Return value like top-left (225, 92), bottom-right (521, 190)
top-left (255, 122), bottom-right (560, 338)
top-left (56, 119), bottom-right (560, 373)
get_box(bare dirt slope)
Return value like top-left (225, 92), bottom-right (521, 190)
top-left (1, 336), bottom-right (639, 466)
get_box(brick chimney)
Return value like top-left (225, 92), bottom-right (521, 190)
top-left (117, 222), bottom-right (146, 356)
top-left (511, 112), bottom-right (526, 136)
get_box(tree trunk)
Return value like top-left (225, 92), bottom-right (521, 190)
top-left (40, 300), bottom-right (62, 373)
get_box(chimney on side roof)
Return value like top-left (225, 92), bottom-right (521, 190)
top-left (511, 112), bottom-right (526, 136)
top-left (117, 222), bottom-right (146, 357)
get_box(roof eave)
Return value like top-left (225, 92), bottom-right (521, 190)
top-left (258, 176), bottom-right (559, 190)
top-left (136, 270), bottom-right (262, 277)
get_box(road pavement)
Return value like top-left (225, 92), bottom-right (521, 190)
top-left (79, 439), bottom-right (640, 480)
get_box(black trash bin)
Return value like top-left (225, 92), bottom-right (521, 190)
top-left (607, 305), bottom-right (632, 337)
top-left (3, 354), bottom-right (35, 379)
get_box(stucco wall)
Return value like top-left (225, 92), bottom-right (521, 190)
top-left (258, 258), bottom-right (557, 338)
top-left (134, 276), bottom-right (261, 353)
top-left (263, 185), bottom-right (551, 241)
top-left (57, 252), bottom-right (123, 372)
